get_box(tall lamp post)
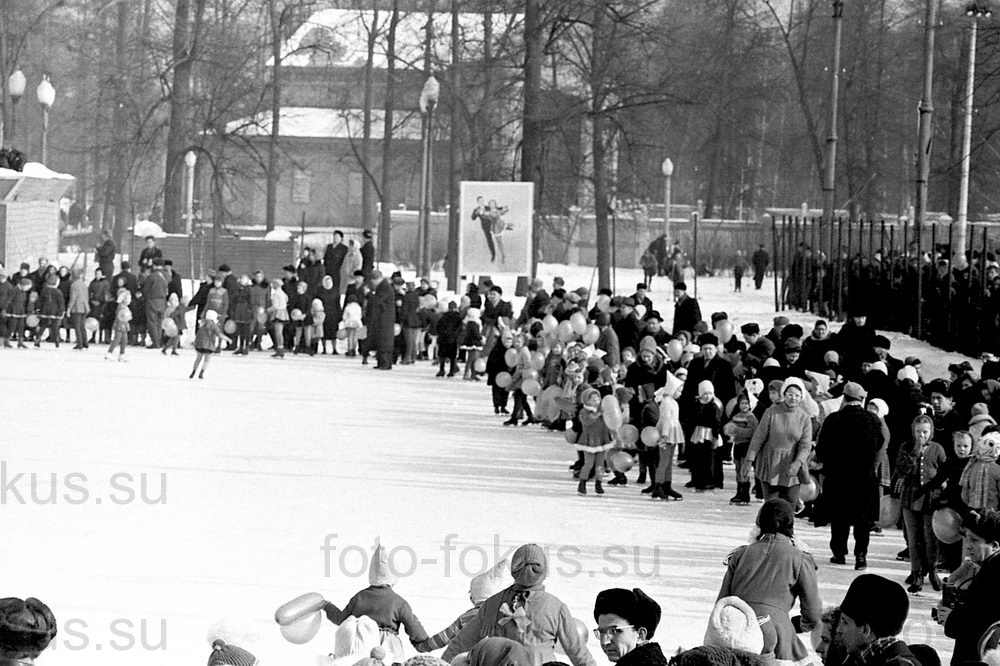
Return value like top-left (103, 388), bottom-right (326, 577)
top-left (956, 2), bottom-right (991, 271)
top-left (36, 75), bottom-right (55, 164)
top-left (185, 151), bottom-right (197, 279)
top-left (7, 69), bottom-right (26, 146)
top-left (417, 75), bottom-right (440, 279)
top-left (661, 157), bottom-right (674, 242)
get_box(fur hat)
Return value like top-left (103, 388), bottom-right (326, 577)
top-left (704, 597), bottom-right (764, 655)
top-left (208, 639), bottom-right (258, 666)
top-left (368, 544), bottom-right (397, 586)
top-left (897, 366), bottom-right (920, 384)
top-left (511, 544), bottom-right (547, 588)
top-left (773, 316), bottom-right (789, 327)
top-left (0, 597), bottom-right (57, 660)
top-left (925, 378), bottom-right (951, 397)
top-left (593, 588), bottom-right (662, 638)
top-left (699, 332), bottom-right (719, 347)
top-left (675, 281), bottom-right (688, 291)
top-left (840, 574), bottom-right (909, 638)
top-left (740, 323), bottom-right (760, 335)
top-left (470, 560), bottom-right (510, 604)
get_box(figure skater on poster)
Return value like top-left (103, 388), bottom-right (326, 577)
top-left (472, 197), bottom-right (512, 265)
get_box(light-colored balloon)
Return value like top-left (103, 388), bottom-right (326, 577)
top-left (609, 451), bottom-right (634, 473)
top-left (496, 372), bottom-right (513, 389)
top-left (570, 312), bottom-right (587, 335)
top-left (640, 426), bottom-right (660, 447)
top-left (278, 611), bottom-right (322, 644)
top-left (619, 424), bottom-right (639, 446)
top-left (601, 395), bottom-right (624, 431)
top-left (932, 507), bottom-right (963, 544)
top-left (522, 378), bottom-right (541, 397)
top-left (504, 348), bottom-right (519, 367)
top-left (716, 320), bottom-right (735, 345)
top-left (557, 320), bottom-right (575, 343)
top-left (542, 315), bottom-right (558, 334)
top-left (582, 324), bottom-right (600, 346)
top-left (666, 340), bottom-right (683, 363)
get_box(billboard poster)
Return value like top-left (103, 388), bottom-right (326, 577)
top-left (459, 181), bottom-right (534, 276)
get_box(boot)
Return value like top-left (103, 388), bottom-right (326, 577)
top-left (636, 464), bottom-right (647, 485)
top-left (577, 480), bottom-right (587, 495)
top-left (607, 472), bottom-right (627, 486)
top-left (730, 482), bottom-right (751, 505)
top-left (650, 484), bottom-right (666, 499)
top-left (595, 480), bottom-right (604, 495)
top-left (907, 574), bottom-right (923, 594)
top-left (929, 570), bottom-right (942, 591)
top-left (640, 480), bottom-right (657, 494)
top-left (664, 484), bottom-right (683, 501)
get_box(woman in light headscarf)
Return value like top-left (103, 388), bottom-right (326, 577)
top-left (744, 378), bottom-right (813, 507)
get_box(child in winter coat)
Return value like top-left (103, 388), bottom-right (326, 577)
top-left (423, 560), bottom-right (510, 653)
top-left (229, 275), bottom-right (254, 355)
top-left (652, 371), bottom-right (686, 500)
top-left (105, 287), bottom-right (132, 361)
top-left (504, 337), bottom-right (537, 426)
top-left (460, 308), bottom-right (485, 380)
top-left (161, 293), bottom-right (187, 355)
top-left (576, 387), bottom-right (614, 495)
top-left (190, 310), bottom-right (232, 379)
top-left (323, 544), bottom-right (436, 662)
top-left (689, 380), bottom-right (723, 492)
top-left (435, 301), bottom-right (463, 377)
top-left (36, 275), bottom-right (64, 347)
top-left (960, 428), bottom-right (1000, 513)
top-left (893, 414), bottom-right (948, 593)
top-left (486, 330), bottom-right (513, 414)
top-left (725, 392), bottom-right (759, 505)
top-left (867, 398), bottom-right (893, 496)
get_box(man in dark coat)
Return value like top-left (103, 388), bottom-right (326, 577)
top-left (142, 259), bottom-right (169, 349)
top-left (164, 260), bottom-right (184, 300)
top-left (752, 244), bottom-right (769, 290)
top-left (94, 229), bottom-right (116, 280)
top-left (138, 236), bottom-right (163, 269)
top-left (671, 282), bottom-right (701, 336)
top-left (368, 270), bottom-right (396, 370)
top-left (323, 230), bottom-right (348, 292)
top-left (943, 509), bottom-right (1000, 665)
top-left (435, 301), bottom-right (463, 377)
top-left (816, 382), bottom-right (884, 570)
top-left (113, 260), bottom-right (138, 296)
top-left (837, 575), bottom-right (920, 666)
top-left (360, 229), bottom-right (375, 277)
top-left (836, 311), bottom-right (877, 381)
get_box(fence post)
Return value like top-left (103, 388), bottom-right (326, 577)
top-left (772, 216), bottom-right (779, 312)
top-left (946, 222), bottom-right (954, 342)
top-left (916, 216), bottom-right (923, 339)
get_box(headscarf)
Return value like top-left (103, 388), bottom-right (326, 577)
top-left (960, 430), bottom-right (1000, 510)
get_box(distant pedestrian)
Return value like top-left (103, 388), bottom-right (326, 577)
top-left (734, 250), bottom-right (747, 293)
top-left (752, 244), bottom-right (769, 290)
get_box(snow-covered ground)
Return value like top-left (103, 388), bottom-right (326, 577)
top-left (3, 267), bottom-right (962, 666)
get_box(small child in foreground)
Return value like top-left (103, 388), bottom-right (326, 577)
top-left (190, 310), bottom-right (231, 379)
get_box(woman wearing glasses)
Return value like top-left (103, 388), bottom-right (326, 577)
top-left (592, 588), bottom-right (666, 665)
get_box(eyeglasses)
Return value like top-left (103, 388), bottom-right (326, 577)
top-left (593, 625), bottom-right (634, 640)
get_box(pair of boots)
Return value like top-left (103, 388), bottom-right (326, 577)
top-left (578, 479), bottom-right (604, 495)
top-left (729, 482), bottom-right (752, 505)
top-left (643, 482), bottom-right (683, 500)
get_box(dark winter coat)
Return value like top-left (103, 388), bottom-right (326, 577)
top-left (95, 239), bottom-right (116, 278)
top-left (436, 311), bottom-right (464, 358)
top-left (816, 403), bottom-right (884, 521)
top-left (672, 293), bottom-right (702, 335)
top-left (316, 285), bottom-right (342, 338)
top-left (402, 291), bottom-right (422, 328)
top-left (324, 585), bottom-right (429, 640)
top-left (360, 240), bottom-right (375, 276)
top-left (618, 643), bottom-right (668, 666)
top-left (37, 284), bottom-right (65, 318)
top-left (370, 279), bottom-right (396, 353)
top-left (486, 343), bottom-right (511, 386)
top-left (167, 270), bottom-right (184, 300)
top-left (230, 285), bottom-right (253, 323)
top-left (683, 356), bottom-right (739, 409)
top-left (323, 243), bottom-right (348, 281)
top-left (0, 280), bottom-right (15, 313)
top-left (844, 639), bottom-right (921, 666)
top-left (945, 551), bottom-right (1000, 665)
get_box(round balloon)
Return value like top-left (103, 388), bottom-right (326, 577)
top-left (570, 312), bottom-right (587, 335)
top-left (504, 348), bottom-right (519, 367)
top-left (336, 329), bottom-right (348, 340)
top-left (634, 304), bottom-right (647, 319)
top-left (564, 428), bottom-right (579, 444)
top-left (555, 618), bottom-right (589, 656)
top-left (596, 295), bottom-right (611, 313)
top-left (496, 372), bottom-right (513, 389)
top-left (878, 495), bottom-right (901, 529)
top-left (223, 319), bottom-right (237, 335)
top-left (357, 326), bottom-right (368, 340)
top-left (473, 357), bottom-right (487, 373)
top-left (278, 611), bottom-right (322, 644)
top-left (716, 320), bottom-right (735, 345)
top-left (601, 395), bottom-right (624, 431)
top-left (640, 426), bottom-right (660, 447)
top-left (932, 507), bottom-right (963, 544)
top-left (557, 321), bottom-right (575, 343)
top-left (522, 368), bottom-right (539, 383)
top-left (522, 379), bottom-right (541, 397)
top-left (582, 324), bottom-right (600, 346)
top-left (542, 315), bottom-right (558, 334)
top-left (393, 323), bottom-right (402, 337)
top-left (666, 339), bottom-right (683, 363)
top-left (530, 351), bottom-right (547, 371)
top-left (290, 308), bottom-right (304, 321)
top-left (609, 451), bottom-right (634, 473)
top-left (162, 319), bottom-right (178, 337)
top-left (799, 475), bottom-right (820, 502)
top-left (256, 307), bottom-right (267, 324)
top-left (84, 316), bottom-right (99, 332)
top-left (25, 314), bottom-right (38, 328)
top-left (619, 424), bottom-right (639, 446)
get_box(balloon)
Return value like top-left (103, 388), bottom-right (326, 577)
top-left (25, 314), bottom-right (38, 328)
top-left (278, 611), bottom-right (322, 644)
top-left (641, 426), bottom-right (660, 447)
top-left (799, 474), bottom-right (820, 502)
top-left (557, 320), bottom-right (575, 343)
top-left (290, 308), bottom-right (304, 321)
top-left (393, 323), bottom-right (402, 336)
top-left (542, 315), bottom-right (558, 334)
top-left (634, 304), bottom-right (647, 319)
top-left (519, 346), bottom-right (533, 365)
top-left (336, 329), bottom-right (348, 340)
top-left (619, 424), bottom-right (639, 446)
top-left (473, 357), bottom-right (487, 373)
top-left (275, 592), bottom-right (326, 626)
top-left (684, 343), bottom-right (701, 355)
top-left (523, 368), bottom-right (539, 383)
top-left (496, 372), bottom-right (513, 389)
top-left (609, 451), bottom-right (634, 473)
top-left (570, 312), bottom-right (587, 335)
top-left (223, 319), bottom-right (237, 334)
top-left (530, 351), bottom-right (547, 370)
top-left (716, 320), bottom-right (735, 345)
top-left (582, 324), bottom-right (600, 346)
top-left (596, 294), bottom-right (611, 313)
top-left (357, 326), bottom-right (368, 340)
top-left (343, 302), bottom-right (362, 323)
top-left (541, 386), bottom-right (563, 422)
top-left (666, 340), bottom-right (683, 363)
top-left (84, 316), bottom-right (99, 332)
top-left (555, 618), bottom-right (589, 656)
top-left (522, 379), bottom-right (541, 397)
top-left (564, 428), bottom-right (579, 444)
top-left (256, 307), bottom-right (267, 324)
top-left (878, 495), bottom-right (901, 529)
top-left (932, 507), bottom-right (963, 544)
top-left (601, 395), bottom-right (624, 431)
top-left (504, 348), bottom-right (519, 367)
top-left (162, 319), bottom-right (178, 337)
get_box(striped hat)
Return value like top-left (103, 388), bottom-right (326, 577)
top-left (208, 639), bottom-right (258, 666)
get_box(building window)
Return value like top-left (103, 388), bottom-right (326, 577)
top-left (292, 169), bottom-right (311, 204)
top-left (348, 172), bottom-right (363, 206)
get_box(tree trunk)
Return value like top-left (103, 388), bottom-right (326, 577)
top-left (447, 0), bottom-right (461, 289)
top-left (361, 2), bottom-right (379, 230)
top-left (265, 0), bottom-right (282, 232)
top-left (104, 0), bottom-right (131, 244)
top-left (378, 0), bottom-right (400, 263)
top-left (591, 2), bottom-right (611, 290)
top-left (522, 0), bottom-right (543, 277)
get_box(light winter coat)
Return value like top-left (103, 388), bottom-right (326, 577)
top-left (747, 403), bottom-right (813, 487)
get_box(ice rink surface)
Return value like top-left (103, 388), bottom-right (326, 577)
top-left (3, 267), bottom-right (967, 665)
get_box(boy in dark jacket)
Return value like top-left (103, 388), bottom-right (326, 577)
top-left (435, 301), bottom-right (463, 377)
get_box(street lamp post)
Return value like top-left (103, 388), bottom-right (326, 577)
top-left (956, 2), bottom-right (990, 271)
top-left (185, 150), bottom-right (197, 280)
top-left (417, 75), bottom-right (440, 279)
top-left (36, 75), bottom-right (55, 164)
top-left (7, 69), bottom-right (26, 147)
top-left (661, 158), bottom-right (674, 243)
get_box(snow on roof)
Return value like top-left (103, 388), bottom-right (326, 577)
top-left (278, 8), bottom-right (524, 69)
top-left (0, 163), bottom-right (75, 180)
top-left (225, 106), bottom-right (423, 140)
